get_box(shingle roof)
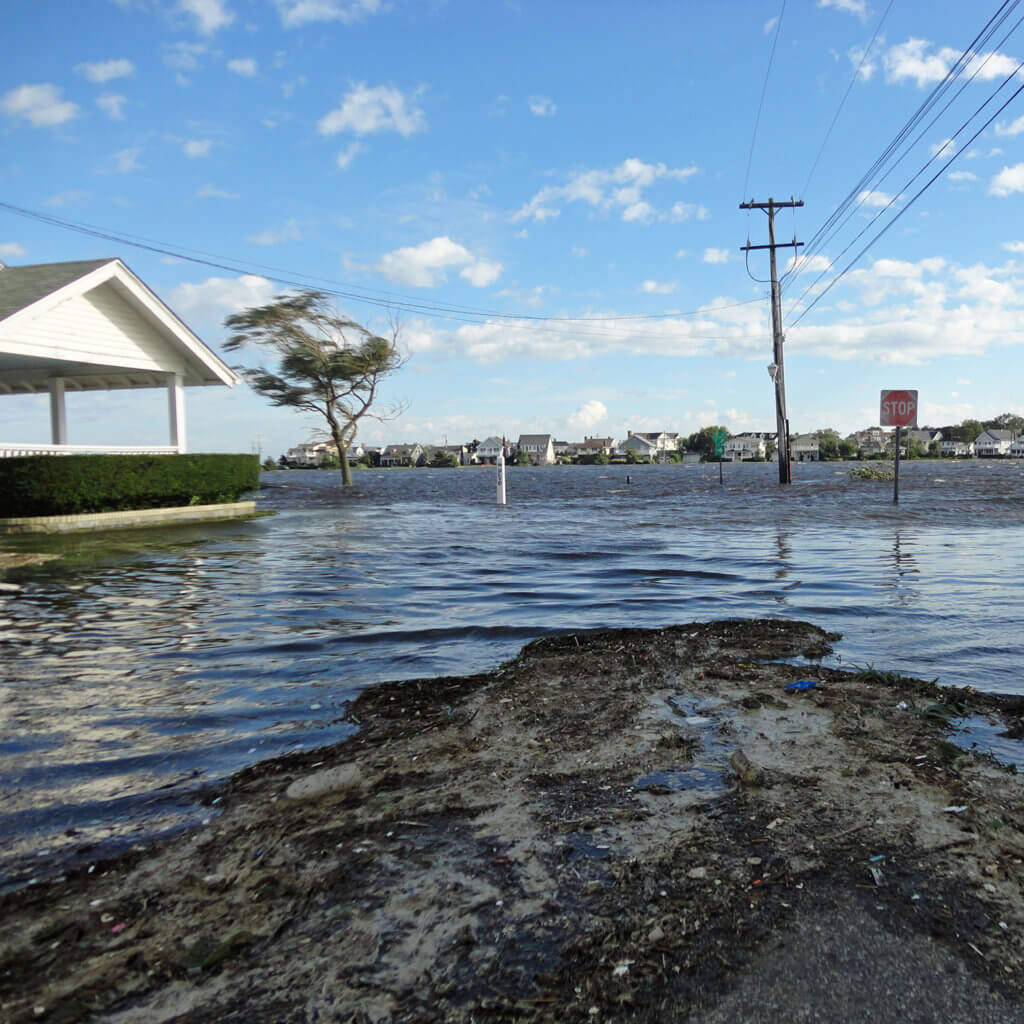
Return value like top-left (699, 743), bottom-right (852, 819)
top-left (0, 259), bottom-right (114, 321)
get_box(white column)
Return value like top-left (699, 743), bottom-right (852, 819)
top-left (167, 372), bottom-right (186, 453)
top-left (49, 378), bottom-right (68, 445)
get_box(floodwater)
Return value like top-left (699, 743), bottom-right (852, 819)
top-left (1, 459), bottom-right (1022, 887)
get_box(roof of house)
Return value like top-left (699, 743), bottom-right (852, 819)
top-left (518, 434), bottom-right (552, 445)
top-left (0, 258), bottom-right (236, 394)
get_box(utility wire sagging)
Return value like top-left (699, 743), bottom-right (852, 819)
top-left (781, 0), bottom-right (1024, 327)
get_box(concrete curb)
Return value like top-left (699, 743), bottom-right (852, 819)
top-left (0, 500), bottom-right (261, 535)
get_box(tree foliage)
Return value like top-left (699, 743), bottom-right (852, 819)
top-left (685, 426), bottom-right (730, 461)
top-left (224, 290), bottom-right (404, 485)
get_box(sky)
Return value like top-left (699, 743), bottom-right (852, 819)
top-left (3, 0), bottom-right (1024, 458)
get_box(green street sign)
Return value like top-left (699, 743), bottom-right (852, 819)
top-left (712, 429), bottom-right (727, 456)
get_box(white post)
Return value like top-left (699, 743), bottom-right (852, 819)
top-left (48, 378), bottom-right (68, 446)
top-left (496, 438), bottom-right (506, 505)
top-left (167, 372), bottom-right (186, 453)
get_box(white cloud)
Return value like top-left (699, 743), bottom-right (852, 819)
top-left (184, 138), bottom-right (212, 158)
top-left (528, 95), bottom-right (556, 117)
top-left (670, 201), bottom-right (710, 222)
top-left (930, 137), bottom-right (956, 158)
top-left (512, 158), bottom-right (700, 224)
top-left (568, 400), bottom-right (607, 431)
top-left (318, 82), bottom-right (426, 137)
top-left (76, 59), bottom-right (135, 83)
top-left (995, 115), bottom-right (1024, 138)
top-left (882, 39), bottom-right (1020, 88)
top-left (1, 83), bottom-right (78, 126)
top-left (169, 274), bottom-right (276, 326)
top-left (641, 280), bottom-right (678, 294)
top-left (572, 246), bottom-right (588, 258)
top-left (948, 170), bottom-right (977, 182)
top-left (859, 189), bottom-right (896, 208)
top-left (622, 200), bottom-right (654, 223)
top-left (109, 146), bottom-right (142, 173)
top-left (460, 259), bottom-right (502, 288)
top-left (763, 16), bottom-right (779, 35)
top-left (703, 248), bottom-right (730, 264)
top-left (845, 40), bottom-right (879, 80)
top-left (375, 236), bottom-right (500, 288)
top-left (248, 219), bottom-right (302, 245)
top-left (164, 42), bottom-right (207, 72)
top-left (274, 0), bottom-right (385, 28)
top-left (335, 140), bottom-right (365, 168)
top-left (818, 0), bottom-right (866, 15)
top-left (97, 93), bottom-right (127, 119)
top-left (1003, 241), bottom-right (1024, 253)
top-left (180, 0), bottom-right (234, 35)
top-left (990, 164), bottom-right (1024, 197)
top-left (43, 190), bottom-right (87, 206)
top-left (227, 57), bottom-right (258, 76)
top-left (0, 242), bottom-right (26, 260)
top-left (197, 184), bottom-right (240, 199)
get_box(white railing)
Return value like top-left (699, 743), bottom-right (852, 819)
top-left (0, 444), bottom-right (180, 457)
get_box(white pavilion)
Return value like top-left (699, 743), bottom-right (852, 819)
top-left (0, 258), bottom-right (237, 455)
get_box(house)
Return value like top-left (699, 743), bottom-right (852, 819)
top-left (476, 436), bottom-right (506, 464)
top-left (725, 434), bottom-right (766, 461)
top-left (1010, 437), bottom-right (1024, 458)
top-left (974, 430), bottom-right (1015, 457)
top-left (618, 434), bottom-right (659, 461)
top-left (285, 441), bottom-right (339, 466)
top-left (0, 257), bottom-right (237, 455)
top-left (625, 430), bottom-right (679, 454)
top-left (580, 436), bottom-right (615, 456)
top-left (849, 427), bottom-right (889, 457)
top-left (517, 434), bottom-right (555, 465)
top-left (379, 443), bottom-right (423, 467)
top-left (791, 433), bottom-right (820, 462)
top-left (940, 439), bottom-right (974, 457)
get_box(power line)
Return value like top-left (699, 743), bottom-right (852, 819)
top-left (799, 0), bottom-right (895, 203)
top-left (741, 0), bottom-right (787, 203)
top-left (787, 70), bottom-right (1024, 328)
top-left (0, 199), bottom-right (767, 345)
top-left (788, 0), bottom-right (1022, 289)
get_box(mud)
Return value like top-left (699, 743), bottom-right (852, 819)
top-left (2, 619), bottom-right (1024, 1022)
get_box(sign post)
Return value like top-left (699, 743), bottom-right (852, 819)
top-left (712, 428), bottom-right (727, 485)
top-left (880, 390), bottom-right (918, 505)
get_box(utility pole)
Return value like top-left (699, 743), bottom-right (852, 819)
top-left (740, 197), bottom-right (803, 485)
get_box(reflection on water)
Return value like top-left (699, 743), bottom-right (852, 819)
top-left (1, 459), bottom-right (1023, 886)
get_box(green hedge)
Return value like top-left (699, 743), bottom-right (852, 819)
top-left (0, 454), bottom-right (260, 517)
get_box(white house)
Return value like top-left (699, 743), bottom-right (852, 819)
top-left (791, 433), bottom-right (820, 462)
top-left (974, 430), bottom-right (1015, 457)
top-left (1010, 437), bottom-right (1024, 458)
top-left (725, 434), bottom-right (766, 461)
top-left (0, 258), bottom-right (237, 455)
top-left (626, 430), bottom-right (679, 454)
top-left (618, 434), bottom-right (659, 460)
top-left (286, 440), bottom-right (339, 466)
top-left (477, 436), bottom-right (506, 464)
top-left (939, 439), bottom-right (974, 457)
top-left (517, 433), bottom-right (555, 465)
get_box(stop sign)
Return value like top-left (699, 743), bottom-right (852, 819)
top-left (880, 389), bottom-right (918, 427)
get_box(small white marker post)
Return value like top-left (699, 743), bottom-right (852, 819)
top-left (496, 436), bottom-right (507, 505)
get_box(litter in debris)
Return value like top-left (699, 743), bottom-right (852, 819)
top-left (785, 680), bottom-right (817, 692)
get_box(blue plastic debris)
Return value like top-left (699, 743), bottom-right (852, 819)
top-left (785, 680), bottom-right (818, 692)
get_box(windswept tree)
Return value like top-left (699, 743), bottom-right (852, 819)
top-left (224, 290), bottom-right (404, 486)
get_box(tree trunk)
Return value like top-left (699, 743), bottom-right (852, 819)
top-left (328, 422), bottom-right (353, 486)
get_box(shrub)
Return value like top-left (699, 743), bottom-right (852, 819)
top-left (0, 454), bottom-right (260, 517)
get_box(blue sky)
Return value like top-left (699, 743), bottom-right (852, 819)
top-left (3, 0), bottom-right (1024, 458)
